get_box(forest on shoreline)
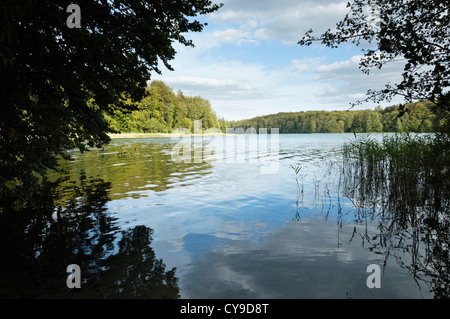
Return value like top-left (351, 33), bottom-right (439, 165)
top-left (108, 81), bottom-right (444, 134)
top-left (228, 100), bottom-right (445, 134)
top-left (105, 80), bottom-right (227, 134)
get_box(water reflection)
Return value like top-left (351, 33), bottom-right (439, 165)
top-left (1, 134), bottom-right (448, 298)
top-left (0, 176), bottom-right (179, 298)
top-left (181, 220), bottom-right (430, 299)
top-left (52, 138), bottom-right (213, 201)
top-left (341, 183), bottom-right (450, 298)
top-left (338, 139), bottom-right (450, 299)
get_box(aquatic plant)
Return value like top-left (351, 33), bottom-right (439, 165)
top-left (341, 132), bottom-right (450, 298)
top-left (290, 165), bottom-right (304, 221)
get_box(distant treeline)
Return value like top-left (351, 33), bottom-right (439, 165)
top-left (105, 80), bottom-right (226, 133)
top-left (106, 82), bottom-right (444, 134)
top-left (227, 100), bottom-right (445, 133)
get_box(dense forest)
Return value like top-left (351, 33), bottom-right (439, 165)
top-left (108, 82), bottom-right (443, 135)
top-left (227, 100), bottom-right (444, 133)
top-left (105, 80), bottom-right (227, 134)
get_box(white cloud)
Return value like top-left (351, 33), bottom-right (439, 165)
top-left (162, 76), bottom-right (263, 100)
top-left (212, 28), bottom-right (259, 46)
top-left (316, 55), bottom-right (363, 73)
top-left (290, 57), bottom-right (324, 73)
top-left (152, 1), bottom-right (408, 120)
top-left (311, 54), bottom-right (406, 106)
top-left (157, 52), bottom-right (405, 119)
top-left (210, 0), bottom-right (350, 44)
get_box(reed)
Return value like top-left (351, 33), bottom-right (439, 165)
top-left (342, 133), bottom-right (450, 217)
top-left (341, 132), bottom-right (450, 298)
top-left (290, 164), bottom-right (304, 221)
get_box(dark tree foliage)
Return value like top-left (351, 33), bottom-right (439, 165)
top-left (299, 0), bottom-right (449, 112)
top-left (0, 0), bottom-right (221, 202)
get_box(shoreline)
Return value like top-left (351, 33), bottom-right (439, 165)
top-left (107, 131), bottom-right (412, 139)
top-left (108, 132), bottom-right (230, 139)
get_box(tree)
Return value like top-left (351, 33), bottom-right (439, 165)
top-left (226, 102), bottom-right (439, 134)
top-left (299, 0), bottom-right (449, 112)
top-left (105, 80), bottom-right (220, 134)
top-left (178, 117), bottom-right (193, 133)
top-left (218, 117), bottom-right (227, 133)
top-left (148, 81), bottom-right (164, 121)
top-left (0, 0), bottom-right (222, 202)
top-left (174, 91), bottom-right (189, 128)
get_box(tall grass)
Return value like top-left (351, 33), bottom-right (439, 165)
top-left (290, 164), bottom-right (304, 221)
top-left (341, 132), bottom-right (450, 298)
top-left (342, 133), bottom-right (450, 217)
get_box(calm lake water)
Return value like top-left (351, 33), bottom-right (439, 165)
top-left (0, 133), bottom-right (443, 298)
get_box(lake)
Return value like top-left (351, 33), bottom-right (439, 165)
top-left (0, 133), bottom-right (442, 298)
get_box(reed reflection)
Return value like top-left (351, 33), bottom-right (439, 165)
top-left (340, 136), bottom-right (450, 298)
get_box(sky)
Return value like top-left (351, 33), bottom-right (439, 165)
top-left (153, 0), bottom-right (406, 121)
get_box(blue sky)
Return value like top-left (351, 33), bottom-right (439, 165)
top-left (153, 0), bottom-right (406, 121)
